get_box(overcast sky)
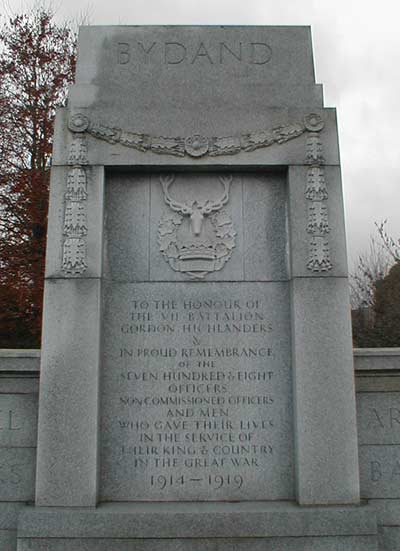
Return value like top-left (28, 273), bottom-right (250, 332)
top-left (3, 0), bottom-right (400, 269)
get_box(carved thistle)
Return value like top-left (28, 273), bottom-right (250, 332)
top-left (66, 167), bottom-right (88, 201)
top-left (158, 174), bottom-right (236, 279)
top-left (62, 238), bottom-right (87, 274)
top-left (305, 167), bottom-right (328, 201)
top-left (63, 203), bottom-right (87, 237)
top-left (307, 237), bottom-right (332, 272)
top-left (68, 135), bottom-right (88, 165)
top-left (307, 203), bottom-right (330, 235)
top-left (68, 112), bottom-right (324, 159)
top-left (305, 133), bottom-right (325, 165)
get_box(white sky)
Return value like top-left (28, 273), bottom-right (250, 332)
top-left (3, 0), bottom-right (400, 269)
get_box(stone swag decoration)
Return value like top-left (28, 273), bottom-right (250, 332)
top-left (158, 174), bottom-right (236, 279)
top-left (64, 112), bottom-right (330, 274)
top-left (68, 112), bottom-right (321, 158)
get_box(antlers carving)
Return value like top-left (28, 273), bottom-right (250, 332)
top-left (160, 174), bottom-right (232, 236)
top-left (160, 174), bottom-right (192, 215)
top-left (160, 174), bottom-right (231, 214)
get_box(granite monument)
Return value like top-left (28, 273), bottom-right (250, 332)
top-left (13, 25), bottom-right (381, 550)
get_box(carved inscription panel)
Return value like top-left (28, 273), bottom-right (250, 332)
top-left (358, 392), bottom-right (400, 498)
top-left (100, 282), bottom-right (294, 501)
top-left (0, 395), bottom-right (38, 501)
top-left (84, 26), bottom-right (319, 132)
top-left (117, 41), bottom-right (273, 67)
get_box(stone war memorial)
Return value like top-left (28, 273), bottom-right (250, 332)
top-left (3, 24), bottom-right (400, 551)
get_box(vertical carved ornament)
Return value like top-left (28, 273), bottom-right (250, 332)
top-left (304, 114), bottom-right (332, 272)
top-left (62, 114), bottom-right (90, 274)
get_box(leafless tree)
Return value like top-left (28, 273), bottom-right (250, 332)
top-left (350, 232), bottom-right (392, 310)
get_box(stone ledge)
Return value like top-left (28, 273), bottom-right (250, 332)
top-left (0, 350), bottom-right (40, 373)
top-left (16, 535), bottom-right (379, 551)
top-left (354, 348), bottom-right (400, 372)
top-left (0, 503), bottom-right (26, 530)
top-left (18, 501), bottom-right (377, 539)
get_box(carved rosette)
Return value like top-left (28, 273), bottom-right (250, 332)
top-left (158, 174), bottom-right (236, 279)
top-left (304, 114), bottom-right (332, 272)
top-left (62, 117), bottom-right (89, 274)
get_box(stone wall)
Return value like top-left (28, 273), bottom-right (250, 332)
top-left (0, 350), bottom-right (39, 550)
top-left (354, 348), bottom-right (400, 549)
top-left (0, 348), bottom-right (399, 550)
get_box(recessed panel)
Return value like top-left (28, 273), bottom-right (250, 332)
top-left (100, 282), bottom-right (293, 501)
top-left (104, 171), bottom-right (287, 282)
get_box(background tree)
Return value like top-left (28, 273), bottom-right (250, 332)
top-left (376, 219), bottom-right (400, 263)
top-left (351, 221), bottom-right (400, 347)
top-left (372, 262), bottom-right (400, 346)
top-left (350, 233), bottom-right (391, 311)
top-left (0, 9), bottom-right (76, 348)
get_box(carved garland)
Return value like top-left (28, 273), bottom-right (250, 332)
top-left (304, 114), bottom-right (332, 272)
top-left (67, 112), bottom-right (324, 159)
top-left (64, 112), bottom-right (329, 274)
top-left (61, 134), bottom-right (89, 274)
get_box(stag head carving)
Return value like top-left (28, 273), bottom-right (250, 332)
top-left (158, 173), bottom-right (236, 279)
top-left (160, 174), bottom-right (232, 236)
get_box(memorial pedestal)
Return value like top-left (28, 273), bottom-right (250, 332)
top-left (15, 25), bottom-right (376, 551)
top-left (17, 502), bottom-right (378, 551)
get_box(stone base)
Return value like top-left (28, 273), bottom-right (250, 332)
top-left (17, 501), bottom-right (378, 550)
